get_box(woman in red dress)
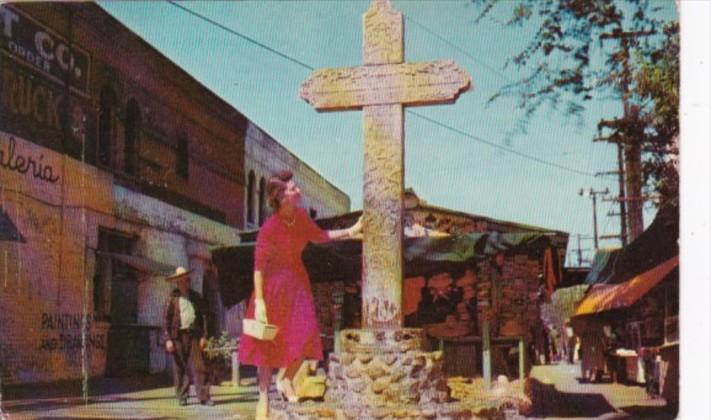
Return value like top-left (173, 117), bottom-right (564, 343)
top-left (239, 170), bottom-right (361, 419)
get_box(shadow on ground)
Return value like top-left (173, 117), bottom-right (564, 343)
top-left (618, 405), bottom-right (677, 420)
top-left (3, 395), bottom-right (176, 414)
top-left (527, 378), bottom-right (617, 418)
top-left (3, 374), bottom-right (173, 401)
top-left (35, 417), bottom-right (178, 420)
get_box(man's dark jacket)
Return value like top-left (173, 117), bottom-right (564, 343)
top-left (163, 289), bottom-right (209, 340)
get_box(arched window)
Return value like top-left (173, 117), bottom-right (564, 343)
top-left (247, 171), bottom-right (255, 224)
top-left (176, 135), bottom-right (189, 179)
top-left (98, 86), bottom-right (116, 167)
top-left (125, 99), bottom-right (141, 175)
top-left (258, 177), bottom-right (267, 226)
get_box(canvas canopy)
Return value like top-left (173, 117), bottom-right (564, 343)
top-left (607, 204), bottom-right (678, 285)
top-left (585, 204), bottom-right (678, 286)
top-left (213, 231), bottom-right (557, 309)
top-left (98, 252), bottom-right (176, 276)
top-left (575, 203), bottom-right (679, 317)
top-left (584, 249), bottom-right (621, 285)
top-left (574, 255), bottom-right (678, 316)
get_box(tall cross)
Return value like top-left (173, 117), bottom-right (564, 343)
top-left (300, 0), bottom-right (471, 329)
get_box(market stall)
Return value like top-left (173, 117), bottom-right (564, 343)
top-left (213, 230), bottom-right (566, 387)
top-left (571, 203), bottom-right (678, 404)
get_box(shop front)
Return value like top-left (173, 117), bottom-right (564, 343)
top-left (573, 255), bottom-right (679, 402)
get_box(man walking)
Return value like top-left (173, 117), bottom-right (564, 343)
top-left (163, 266), bottom-right (214, 406)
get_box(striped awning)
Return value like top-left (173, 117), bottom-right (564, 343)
top-left (574, 255), bottom-right (679, 316)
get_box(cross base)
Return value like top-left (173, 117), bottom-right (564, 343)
top-left (269, 400), bottom-right (471, 419)
top-left (270, 328), bottom-right (473, 419)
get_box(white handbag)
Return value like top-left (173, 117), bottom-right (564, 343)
top-left (242, 319), bottom-right (279, 341)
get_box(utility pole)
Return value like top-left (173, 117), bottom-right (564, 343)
top-left (598, 29), bottom-right (655, 242)
top-left (579, 187), bottom-right (609, 250)
top-left (615, 143), bottom-right (628, 246)
top-left (600, 195), bottom-right (626, 246)
top-left (569, 235), bottom-right (592, 267)
top-left (596, 150), bottom-right (628, 247)
top-left (622, 102), bottom-right (644, 241)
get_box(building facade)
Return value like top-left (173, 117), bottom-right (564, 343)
top-left (0, 3), bottom-right (348, 384)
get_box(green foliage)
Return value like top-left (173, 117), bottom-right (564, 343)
top-left (472, 0), bottom-right (667, 117)
top-left (203, 331), bottom-right (237, 361)
top-left (471, 0), bottom-right (679, 207)
top-left (635, 22), bottom-right (679, 206)
top-left (635, 22), bottom-right (679, 140)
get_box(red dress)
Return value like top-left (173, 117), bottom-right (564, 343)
top-left (239, 207), bottom-right (329, 368)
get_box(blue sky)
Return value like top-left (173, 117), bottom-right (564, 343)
top-left (99, 1), bottom-right (678, 266)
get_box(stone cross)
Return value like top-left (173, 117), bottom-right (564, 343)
top-left (300, 0), bottom-right (471, 329)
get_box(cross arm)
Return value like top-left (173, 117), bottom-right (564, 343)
top-left (299, 60), bottom-right (471, 111)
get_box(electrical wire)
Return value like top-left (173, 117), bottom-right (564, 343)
top-left (164, 0), bottom-right (598, 178)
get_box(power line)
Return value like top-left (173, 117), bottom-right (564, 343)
top-left (599, 199), bottom-right (618, 244)
top-left (165, 1), bottom-right (595, 179)
top-left (408, 111), bottom-right (595, 177)
top-left (167, 1), bottom-right (314, 71)
top-left (404, 12), bottom-right (616, 178)
top-left (404, 15), bottom-right (514, 85)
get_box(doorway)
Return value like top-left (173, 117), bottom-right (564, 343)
top-left (95, 229), bottom-right (148, 376)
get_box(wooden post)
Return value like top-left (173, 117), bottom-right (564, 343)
top-left (518, 337), bottom-right (525, 392)
top-left (231, 349), bottom-right (240, 388)
top-left (482, 320), bottom-right (491, 389)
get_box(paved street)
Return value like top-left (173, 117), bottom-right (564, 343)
top-left (1, 362), bottom-right (675, 419)
top-left (526, 362), bottom-right (674, 419)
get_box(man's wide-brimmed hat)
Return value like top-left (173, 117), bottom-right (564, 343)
top-left (165, 266), bottom-right (193, 282)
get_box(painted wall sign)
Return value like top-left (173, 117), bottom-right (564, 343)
top-left (0, 63), bottom-right (90, 154)
top-left (1, 131), bottom-right (60, 184)
top-left (0, 130), bottom-right (64, 206)
top-left (39, 334), bottom-right (106, 352)
top-left (0, 135), bottom-right (60, 183)
top-left (38, 312), bottom-right (106, 352)
top-left (1, 65), bottom-right (64, 132)
top-left (41, 312), bottom-right (93, 330)
top-left (0, 4), bottom-right (91, 94)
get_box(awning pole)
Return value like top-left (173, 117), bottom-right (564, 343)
top-left (519, 337), bottom-right (525, 392)
top-left (483, 320), bottom-right (491, 389)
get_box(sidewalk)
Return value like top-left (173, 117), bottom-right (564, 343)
top-left (1, 376), bottom-right (258, 419)
top-left (526, 362), bottom-right (675, 419)
top-left (1, 363), bottom-right (677, 419)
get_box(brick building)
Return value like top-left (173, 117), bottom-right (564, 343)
top-left (0, 3), bottom-right (348, 384)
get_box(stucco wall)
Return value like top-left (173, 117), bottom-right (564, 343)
top-left (0, 132), bottom-right (240, 383)
top-left (0, 132), bottom-right (113, 383)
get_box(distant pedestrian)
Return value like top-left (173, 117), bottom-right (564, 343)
top-left (531, 322), bottom-right (548, 364)
top-left (163, 266), bottom-right (214, 407)
top-left (549, 325), bottom-right (560, 362)
top-left (579, 319), bottom-right (606, 382)
top-left (564, 320), bottom-right (576, 364)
